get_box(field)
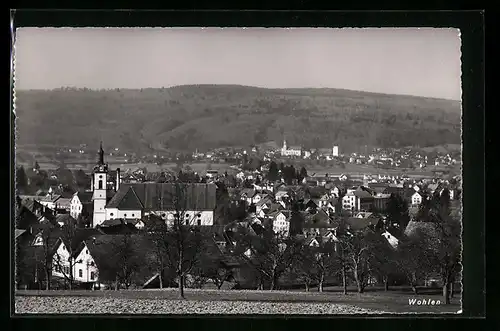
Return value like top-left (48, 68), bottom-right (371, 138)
top-left (15, 287), bottom-right (461, 314)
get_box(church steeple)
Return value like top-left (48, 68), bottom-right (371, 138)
top-left (98, 141), bottom-right (105, 166)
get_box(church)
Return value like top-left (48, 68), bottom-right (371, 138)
top-left (280, 139), bottom-right (302, 157)
top-left (91, 143), bottom-right (216, 227)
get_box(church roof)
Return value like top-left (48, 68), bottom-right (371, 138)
top-left (106, 183), bottom-right (217, 211)
top-left (106, 187), bottom-right (144, 210)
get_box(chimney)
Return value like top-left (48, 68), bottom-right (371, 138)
top-left (116, 168), bottom-right (121, 191)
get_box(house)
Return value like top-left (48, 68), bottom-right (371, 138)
top-left (240, 188), bottom-right (256, 205)
top-left (270, 211), bottom-right (291, 235)
top-left (55, 214), bottom-right (78, 227)
top-left (304, 236), bottom-right (321, 247)
top-left (106, 183), bottom-right (217, 226)
top-left (342, 192), bottom-right (359, 212)
top-left (355, 212), bottom-right (373, 219)
top-left (344, 217), bottom-right (382, 233)
top-left (381, 230), bottom-right (399, 248)
top-left (373, 193), bottom-right (391, 212)
top-left (410, 191), bottom-right (424, 206)
top-left (70, 191), bottom-right (94, 220)
top-left (51, 228), bottom-right (103, 286)
top-left (275, 190), bottom-right (289, 202)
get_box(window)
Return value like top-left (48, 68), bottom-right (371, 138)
top-left (185, 214), bottom-right (190, 218)
top-left (79, 269), bottom-right (83, 277)
top-left (98, 180), bottom-right (103, 189)
top-left (110, 213), bottom-right (114, 216)
top-left (90, 272), bottom-right (95, 280)
top-left (197, 219), bottom-right (201, 226)
top-left (99, 175), bottom-right (103, 179)
top-left (86, 249), bottom-right (89, 254)
top-left (124, 214), bottom-right (127, 217)
top-left (90, 261), bottom-right (95, 266)
top-left (132, 214), bottom-right (135, 217)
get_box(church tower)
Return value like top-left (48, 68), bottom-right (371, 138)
top-left (92, 142), bottom-right (108, 227)
top-left (281, 138), bottom-right (287, 156)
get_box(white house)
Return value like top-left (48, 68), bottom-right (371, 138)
top-left (411, 191), bottom-right (423, 206)
top-left (381, 231), bottom-right (399, 248)
top-left (275, 190), bottom-right (289, 202)
top-left (72, 242), bottom-right (100, 284)
top-left (342, 192), bottom-right (360, 212)
top-left (272, 211), bottom-right (290, 235)
top-left (52, 230), bottom-right (103, 288)
top-left (70, 191), bottom-right (94, 219)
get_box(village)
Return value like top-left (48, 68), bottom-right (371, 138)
top-left (15, 141), bottom-right (462, 303)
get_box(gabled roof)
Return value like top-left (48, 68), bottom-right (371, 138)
top-left (106, 183), bottom-right (216, 211)
top-left (74, 191), bottom-right (94, 203)
top-left (106, 187), bottom-right (144, 210)
top-left (240, 188), bottom-right (256, 198)
top-left (55, 214), bottom-right (77, 226)
top-left (345, 217), bottom-right (378, 231)
top-left (15, 229), bottom-right (26, 239)
top-left (59, 227), bottom-right (103, 256)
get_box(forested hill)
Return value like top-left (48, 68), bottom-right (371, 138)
top-left (15, 85), bottom-right (461, 154)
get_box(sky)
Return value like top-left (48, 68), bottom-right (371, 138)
top-left (14, 28), bottom-right (462, 100)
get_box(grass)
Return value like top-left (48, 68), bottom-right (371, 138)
top-left (16, 286), bottom-right (461, 314)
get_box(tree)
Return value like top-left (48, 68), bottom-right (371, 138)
top-left (396, 229), bottom-right (435, 294)
top-left (386, 194), bottom-right (410, 230)
top-left (108, 233), bottom-right (144, 290)
top-left (429, 190), bottom-right (461, 304)
top-left (73, 169), bottom-right (90, 190)
top-left (289, 202), bottom-right (305, 236)
top-left (163, 182), bottom-right (206, 298)
top-left (342, 230), bottom-right (376, 293)
top-left (235, 231), bottom-right (301, 290)
top-left (291, 244), bottom-right (317, 291)
top-left (147, 216), bottom-right (170, 289)
top-left (16, 166), bottom-right (28, 194)
top-left (369, 232), bottom-right (398, 291)
top-left (33, 223), bottom-right (60, 290)
top-left (314, 240), bottom-right (339, 292)
top-left (51, 220), bottom-right (78, 290)
top-left (298, 166), bottom-right (308, 183)
top-left (195, 243), bottom-right (234, 290)
top-left (267, 161), bottom-right (279, 182)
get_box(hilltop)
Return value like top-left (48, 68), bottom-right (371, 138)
top-left (14, 85), bottom-right (461, 154)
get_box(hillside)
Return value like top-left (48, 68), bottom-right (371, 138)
top-left (14, 85), bottom-right (461, 154)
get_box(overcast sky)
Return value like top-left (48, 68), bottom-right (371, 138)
top-left (14, 28), bottom-right (462, 100)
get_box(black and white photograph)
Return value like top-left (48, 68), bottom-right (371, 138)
top-left (13, 27), bottom-right (462, 315)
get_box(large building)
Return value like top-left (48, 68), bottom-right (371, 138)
top-left (105, 182), bottom-right (217, 226)
top-left (281, 140), bottom-right (302, 157)
top-left (90, 142), bottom-right (216, 227)
top-left (332, 145), bottom-right (339, 157)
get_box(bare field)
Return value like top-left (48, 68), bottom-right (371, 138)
top-left (15, 288), bottom-right (461, 314)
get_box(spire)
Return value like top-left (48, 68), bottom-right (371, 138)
top-left (98, 141), bottom-right (104, 165)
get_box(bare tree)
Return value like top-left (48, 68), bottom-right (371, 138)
top-left (147, 215), bottom-right (170, 289)
top-left (163, 182), bottom-right (206, 298)
top-left (51, 221), bottom-right (78, 290)
top-left (396, 229), bottom-right (434, 295)
top-left (33, 223), bottom-right (60, 290)
top-left (235, 230), bottom-right (301, 290)
top-left (108, 233), bottom-right (143, 290)
top-left (342, 230), bottom-right (375, 294)
top-left (314, 240), bottom-right (339, 292)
